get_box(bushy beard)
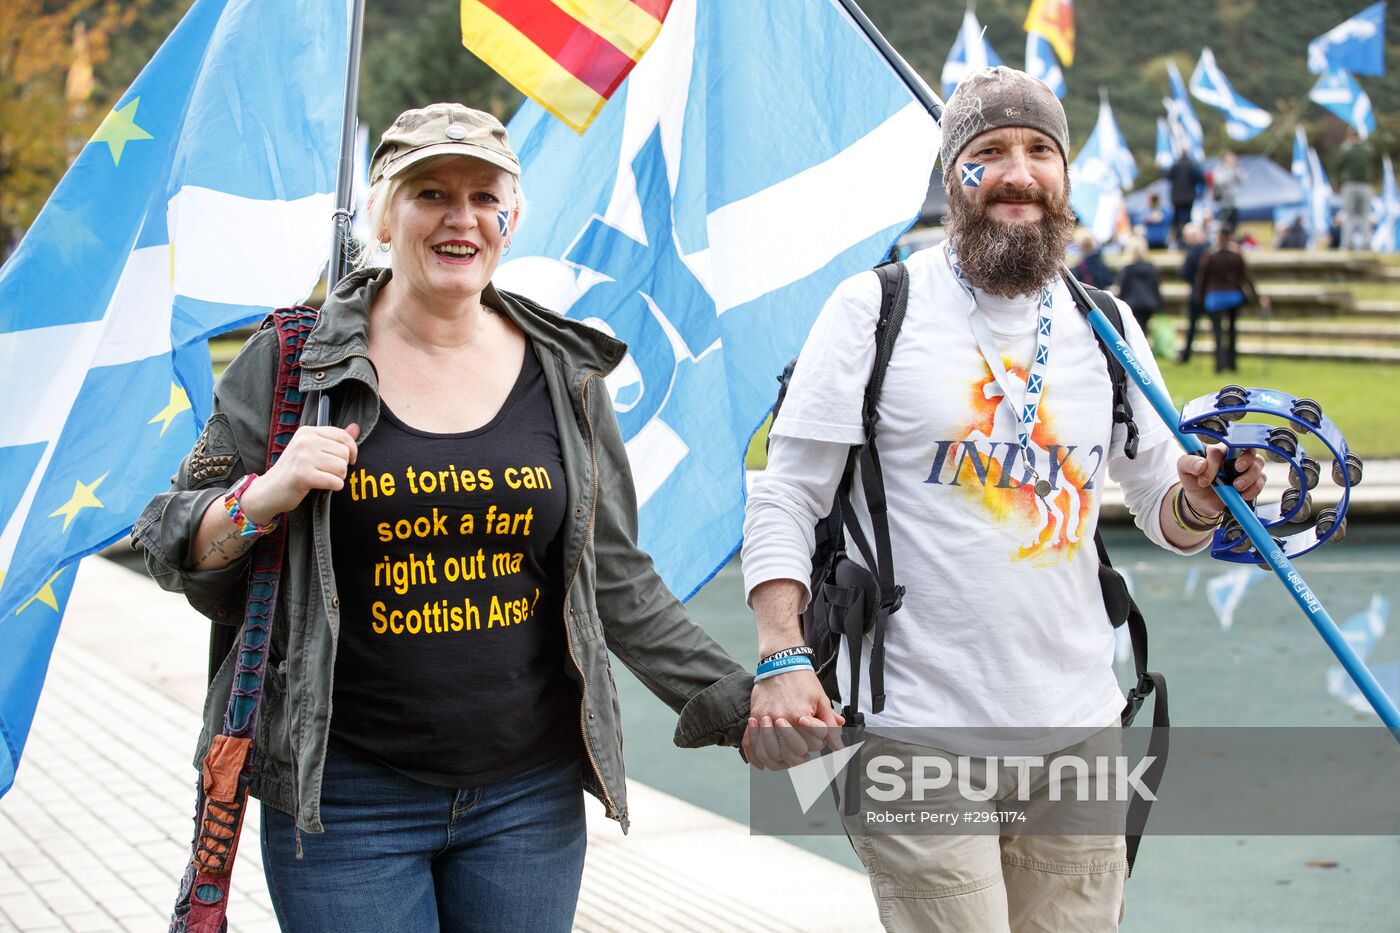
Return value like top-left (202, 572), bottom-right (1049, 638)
top-left (943, 177), bottom-right (1078, 298)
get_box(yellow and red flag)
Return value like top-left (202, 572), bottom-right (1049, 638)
top-left (1023, 0), bottom-right (1075, 66)
top-left (462, 0), bottom-right (672, 134)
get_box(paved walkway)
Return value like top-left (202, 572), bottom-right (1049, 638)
top-left (0, 558), bottom-right (878, 933)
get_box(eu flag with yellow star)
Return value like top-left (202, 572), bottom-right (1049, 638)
top-left (0, 0), bottom-right (349, 796)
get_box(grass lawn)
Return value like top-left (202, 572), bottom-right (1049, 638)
top-left (746, 355), bottom-right (1400, 467)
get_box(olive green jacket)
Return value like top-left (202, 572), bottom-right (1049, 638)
top-left (136, 268), bottom-right (752, 834)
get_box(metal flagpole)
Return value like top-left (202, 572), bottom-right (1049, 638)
top-left (829, 0), bottom-right (1400, 735)
top-left (327, 0), bottom-right (369, 291)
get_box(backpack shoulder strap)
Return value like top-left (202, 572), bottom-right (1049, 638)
top-left (835, 259), bottom-right (908, 714)
top-left (1079, 287), bottom-right (1140, 460)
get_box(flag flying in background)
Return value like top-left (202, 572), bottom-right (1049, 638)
top-left (1069, 94), bottom-right (1136, 243)
top-left (1327, 594), bottom-right (1398, 714)
top-left (0, 0), bottom-right (348, 797)
top-left (1373, 156), bottom-right (1400, 252)
top-left (1025, 31), bottom-right (1066, 99)
top-left (1163, 59), bottom-right (1204, 161)
top-left (1188, 47), bottom-right (1272, 141)
top-left (461, 0), bottom-right (672, 133)
top-left (942, 8), bottom-right (1003, 98)
top-left (1308, 1), bottom-right (1387, 76)
top-left (1289, 125), bottom-right (1335, 248)
top-left (1309, 67), bottom-right (1377, 139)
top-left (1154, 116), bottom-right (1174, 169)
top-left (1023, 0), bottom-right (1074, 65)
top-left (494, 0), bottom-right (939, 599)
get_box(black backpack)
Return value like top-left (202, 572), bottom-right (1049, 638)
top-left (771, 261), bottom-right (1167, 872)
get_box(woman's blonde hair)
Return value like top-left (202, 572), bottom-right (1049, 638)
top-left (353, 156), bottom-right (527, 270)
top-left (1121, 234), bottom-right (1149, 264)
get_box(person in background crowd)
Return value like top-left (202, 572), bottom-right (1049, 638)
top-left (1211, 151), bottom-right (1242, 233)
top-left (1142, 192), bottom-right (1171, 249)
top-left (1338, 128), bottom-right (1376, 251)
top-left (1196, 226), bottom-right (1270, 373)
top-left (1276, 214), bottom-right (1309, 250)
top-left (1071, 228), bottom-right (1113, 288)
top-left (1177, 223), bottom-right (1209, 363)
top-left (1116, 234), bottom-right (1163, 336)
top-left (1166, 149), bottom-right (1205, 248)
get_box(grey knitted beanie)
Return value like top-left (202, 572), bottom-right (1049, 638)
top-left (939, 67), bottom-right (1070, 180)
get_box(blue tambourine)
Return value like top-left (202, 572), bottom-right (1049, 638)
top-left (1179, 385), bottom-right (1363, 564)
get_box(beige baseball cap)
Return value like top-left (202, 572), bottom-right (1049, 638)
top-left (368, 103), bottom-right (520, 187)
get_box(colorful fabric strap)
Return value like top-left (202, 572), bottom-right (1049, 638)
top-left (223, 474), bottom-right (279, 538)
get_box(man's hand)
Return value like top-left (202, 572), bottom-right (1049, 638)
top-left (1176, 444), bottom-right (1266, 520)
top-left (743, 670), bottom-right (845, 771)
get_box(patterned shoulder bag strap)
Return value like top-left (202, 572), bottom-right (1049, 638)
top-left (170, 305), bottom-right (318, 933)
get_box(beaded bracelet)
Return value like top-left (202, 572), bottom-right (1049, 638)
top-left (224, 474), bottom-right (279, 539)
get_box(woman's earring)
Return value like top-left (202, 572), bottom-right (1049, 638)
top-left (503, 240), bottom-right (512, 255)
top-left (378, 241), bottom-right (391, 252)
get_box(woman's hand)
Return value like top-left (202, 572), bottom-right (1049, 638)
top-left (743, 671), bottom-right (845, 771)
top-left (238, 423), bottom-right (361, 524)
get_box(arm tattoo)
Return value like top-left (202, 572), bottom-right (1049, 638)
top-left (198, 527), bottom-right (254, 565)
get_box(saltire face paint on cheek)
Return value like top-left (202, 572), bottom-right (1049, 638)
top-left (961, 162), bottom-right (985, 187)
top-left (497, 210), bottom-right (510, 236)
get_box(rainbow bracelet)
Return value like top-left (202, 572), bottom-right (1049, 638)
top-left (224, 474), bottom-right (279, 539)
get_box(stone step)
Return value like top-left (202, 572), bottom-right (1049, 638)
top-left (1354, 300), bottom-right (1400, 318)
top-left (1169, 319), bottom-right (1400, 343)
top-left (1128, 250), bottom-right (1390, 282)
top-left (1166, 337), bottom-right (1400, 364)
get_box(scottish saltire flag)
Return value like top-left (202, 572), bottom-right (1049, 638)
top-left (1155, 117), bottom-right (1174, 169)
top-left (493, 0), bottom-right (938, 599)
top-left (1025, 31), bottom-right (1066, 98)
top-left (1069, 96), bottom-right (1136, 242)
top-left (1308, 1), bottom-right (1386, 76)
top-left (1164, 60), bottom-right (1205, 161)
top-left (942, 9), bottom-right (1003, 98)
top-left (1307, 144), bottom-right (1335, 245)
top-left (1327, 594), bottom-right (1398, 713)
top-left (0, 0), bottom-right (348, 796)
top-left (1288, 125), bottom-right (1320, 246)
top-left (1206, 566), bottom-right (1265, 630)
top-left (461, 0), bottom-right (672, 133)
top-left (1372, 156), bottom-right (1400, 252)
top-left (1309, 68), bottom-right (1376, 139)
top-left (1023, 0), bottom-right (1074, 65)
top-left (1188, 47), bottom-right (1272, 141)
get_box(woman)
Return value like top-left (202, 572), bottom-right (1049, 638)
top-left (137, 104), bottom-right (752, 932)
top-left (1195, 226), bottom-right (1270, 373)
top-left (1115, 234), bottom-right (1163, 335)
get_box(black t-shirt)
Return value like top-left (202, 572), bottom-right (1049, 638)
top-left (329, 342), bottom-right (578, 786)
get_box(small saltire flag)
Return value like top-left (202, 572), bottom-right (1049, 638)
top-left (493, 0), bottom-right (939, 600)
top-left (1023, 0), bottom-right (1074, 66)
top-left (1327, 594), bottom-right (1398, 713)
top-left (1288, 125), bottom-right (1320, 246)
top-left (0, 0), bottom-right (349, 797)
top-left (1372, 156), bottom-right (1400, 252)
top-left (942, 8), bottom-right (1003, 99)
top-left (1188, 47), bottom-right (1273, 141)
top-left (1307, 142), bottom-right (1336, 247)
top-left (1309, 68), bottom-right (1377, 139)
top-left (461, 0), bottom-right (672, 134)
top-left (1069, 95), bottom-right (1136, 243)
top-left (1308, 1), bottom-right (1386, 76)
top-left (1164, 59), bottom-right (1204, 162)
top-left (1025, 31), bottom-right (1066, 99)
top-left (1154, 116), bottom-right (1174, 169)
top-left (1205, 566), bottom-right (1265, 630)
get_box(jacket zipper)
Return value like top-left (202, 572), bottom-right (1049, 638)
top-left (560, 371), bottom-right (619, 819)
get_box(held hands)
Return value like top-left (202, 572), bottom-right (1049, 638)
top-left (743, 669), bottom-right (845, 771)
top-left (1176, 444), bottom-right (1266, 520)
top-left (238, 423), bottom-right (361, 524)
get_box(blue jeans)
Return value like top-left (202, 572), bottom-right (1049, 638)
top-left (260, 747), bottom-right (587, 932)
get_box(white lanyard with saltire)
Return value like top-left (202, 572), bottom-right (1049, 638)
top-left (945, 242), bottom-right (1057, 500)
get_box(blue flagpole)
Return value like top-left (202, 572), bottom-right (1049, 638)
top-left (1062, 270), bottom-right (1400, 735)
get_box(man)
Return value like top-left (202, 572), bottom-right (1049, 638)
top-left (1337, 128), bottom-right (1376, 251)
top-left (1166, 149), bottom-right (1205, 248)
top-left (1177, 223), bottom-right (1209, 363)
top-left (741, 68), bottom-right (1264, 931)
top-left (1211, 151), bottom-right (1242, 233)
